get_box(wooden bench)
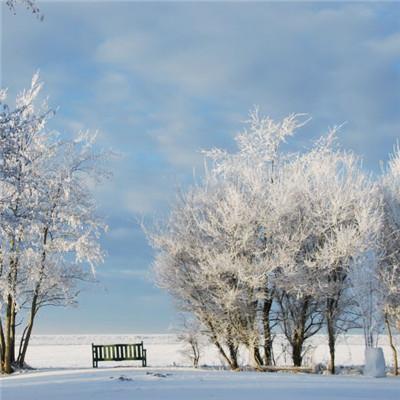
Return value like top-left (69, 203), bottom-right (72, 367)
top-left (91, 342), bottom-right (147, 368)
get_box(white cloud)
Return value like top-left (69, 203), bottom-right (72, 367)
top-left (123, 186), bottom-right (171, 215)
top-left (367, 32), bottom-right (400, 59)
top-left (108, 227), bottom-right (133, 240)
top-left (119, 269), bottom-right (150, 280)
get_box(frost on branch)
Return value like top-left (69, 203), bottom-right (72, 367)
top-left (5, 0), bottom-right (43, 20)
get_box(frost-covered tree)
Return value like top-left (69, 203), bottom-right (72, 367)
top-left (203, 110), bottom-right (308, 367)
top-left (0, 75), bottom-right (108, 373)
top-left (150, 183), bottom-right (247, 370)
top-left (276, 135), bottom-right (380, 372)
top-left (0, 75), bottom-right (52, 373)
top-left (148, 109), bottom-right (386, 372)
top-left (148, 111), bottom-right (311, 370)
top-left (16, 132), bottom-right (108, 368)
top-left (377, 145), bottom-right (400, 374)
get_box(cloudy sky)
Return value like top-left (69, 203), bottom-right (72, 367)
top-left (1, 0), bottom-right (400, 333)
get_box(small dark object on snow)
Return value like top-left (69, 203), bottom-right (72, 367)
top-left (117, 375), bottom-right (133, 381)
top-left (146, 372), bottom-right (171, 378)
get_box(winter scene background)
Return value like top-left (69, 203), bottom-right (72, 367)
top-left (1, 1), bottom-right (400, 399)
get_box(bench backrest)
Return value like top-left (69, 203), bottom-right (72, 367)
top-left (92, 342), bottom-right (144, 361)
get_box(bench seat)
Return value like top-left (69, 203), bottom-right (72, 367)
top-left (91, 342), bottom-right (147, 368)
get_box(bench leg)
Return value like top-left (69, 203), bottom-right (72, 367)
top-left (142, 350), bottom-right (147, 367)
top-left (92, 343), bottom-right (98, 368)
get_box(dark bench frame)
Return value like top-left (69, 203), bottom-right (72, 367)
top-left (91, 342), bottom-right (147, 368)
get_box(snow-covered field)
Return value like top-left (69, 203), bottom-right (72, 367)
top-left (1, 334), bottom-right (400, 400)
top-left (18, 333), bottom-right (400, 369)
top-left (3, 367), bottom-right (400, 400)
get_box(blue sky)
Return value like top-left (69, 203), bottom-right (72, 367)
top-left (1, 1), bottom-right (400, 333)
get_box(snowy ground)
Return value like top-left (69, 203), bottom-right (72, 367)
top-left (1, 334), bottom-right (400, 400)
top-left (3, 367), bottom-right (400, 400)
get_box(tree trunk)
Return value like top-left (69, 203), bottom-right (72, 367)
top-left (227, 341), bottom-right (239, 370)
top-left (328, 337), bottom-right (335, 375)
top-left (248, 343), bottom-right (263, 370)
top-left (17, 226), bottom-right (49, 369)
top-left (3, 295), bottom-right (14, 374)
top-left (326, 303), bottom-right (336, 374)
top-left (254, 346), bottom-right (263, 369)
top-left (4, 239), bottom-right (19, 373)
top-left (277, 293), bottom-right (318, 368)
top-left (212, 336), bottom-right (234, 368)
top-left (263, 297), bottom-right (273, 366)
top-left (206, 320), bottom-right (238, 370)
top-left (192, 343), bottom-right (200, 368)
top-left (17, 294), bottom-right (39, 368)
top-left (292, 339), bottom-right (303, 367)
top-left (0, 317), bottom-right (6, 371)
top-left (10, 303), bottom-right (16, 364)
top-left (290, 298), bottom-right (309, 367)
top-left (385, 313), bottom-right (398, 376)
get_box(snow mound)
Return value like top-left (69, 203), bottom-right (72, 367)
top-left (364, 347), bottom-right (386, 378)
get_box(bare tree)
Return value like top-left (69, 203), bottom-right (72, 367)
top-left (177, 315), bottom-right (203, 368)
